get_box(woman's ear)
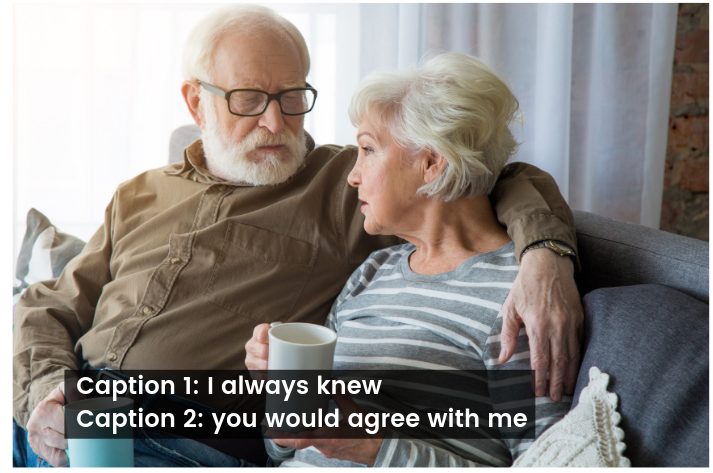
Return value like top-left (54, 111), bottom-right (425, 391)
top-left (181, 80), bottom-right (205, 130)
top-left (423, 150), bottom-right (446, 184)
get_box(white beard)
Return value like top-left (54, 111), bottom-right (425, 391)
top-left (200, 96), bottom-right (307, 186)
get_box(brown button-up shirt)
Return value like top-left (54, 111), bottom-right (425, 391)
top-left (13, 139), bottom-right (576, 427)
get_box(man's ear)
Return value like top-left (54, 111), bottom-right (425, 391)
top-left (423, 150), bottom-right (447, 184)
top-left (181, 81), bottom-right (205, 130)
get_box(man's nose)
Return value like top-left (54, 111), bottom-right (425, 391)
top-left (257, 99), bottom-right (285, 134)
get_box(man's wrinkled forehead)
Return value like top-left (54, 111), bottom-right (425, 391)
top-left (232, 55), bottom-right (305, 88)
top-left (212, 28), bottom-right (306, 89)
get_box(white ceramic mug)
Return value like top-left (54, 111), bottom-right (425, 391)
top-left (265, 323), bottom-right (336, 429)
top-left (267, 322), bottom-right (337, 370)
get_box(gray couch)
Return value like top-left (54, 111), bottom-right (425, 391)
top-left (168, 125), bottom-right (710, 466)
top-left (573, 210), bottom-right (708, 467)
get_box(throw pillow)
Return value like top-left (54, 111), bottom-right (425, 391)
top-left (513, 367), bottom-right (630, 467)
top-left (574, 284), bottom-right (709, 467)
top-left (13, 208), bottom-right (86, 304)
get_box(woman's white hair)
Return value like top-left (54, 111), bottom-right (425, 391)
top-left (349, 52), bottom-right (519, 201)
top-left (182, 5), bottom-right (310, 82)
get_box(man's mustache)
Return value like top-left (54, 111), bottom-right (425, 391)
top-left (245, 130), bottom-right (291, 149)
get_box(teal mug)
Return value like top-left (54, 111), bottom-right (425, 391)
top-left (65, 396), bottom-right (134, 467)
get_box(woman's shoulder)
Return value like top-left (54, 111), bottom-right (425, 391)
top-left (364, 243), bottom-right (414, 265)
top-left (461, 241), bottom-right (517, 270)
top-left (335, 243), bottom-right (413, 305)
top-left (347, 243), bottom-right (413, 285)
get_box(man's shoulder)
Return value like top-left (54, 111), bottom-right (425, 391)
top-left (308, 143), bottom-right (357, 163)
top-left (114, 164), bottom-right (185, 195)
top-left (302, 143), bottom-right (357, 182)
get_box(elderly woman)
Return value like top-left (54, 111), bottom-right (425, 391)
top-left (245, 52), bottom-right (570, 467)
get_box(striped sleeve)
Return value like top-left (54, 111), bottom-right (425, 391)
top-left (481, 314), bottom-right (571, 460)
top-left (264, 439), bottom-right (295, 466)
top-left (324, 265), bottom-right (361, 332)
top-left (373, 436), bottom-right (508, 467)
top-left (325, 247), bottom-right (395, 331)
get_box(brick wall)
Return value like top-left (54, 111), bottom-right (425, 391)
top-left (660, 3), bottom-right (709, 240)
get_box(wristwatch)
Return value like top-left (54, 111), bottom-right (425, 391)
top-left (522, 240), bottom-right (577, 258)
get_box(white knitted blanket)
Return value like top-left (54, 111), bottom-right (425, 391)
top-left (514, 367), bottom-right (631, 467)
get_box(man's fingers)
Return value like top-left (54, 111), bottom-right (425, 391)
top-left (28, 398), bottom-right (65, 436)
top-left (547, 336), bottom-right (566, 402)
top-left (29, 432), bottom-right (67, 467)
top-left (42, 445), bottom-right (68, 467)
top-left (533, 368), bottom-right (548, 397)
top-left (498, 296), bottom-right (522, 363)
top-left (563, 330), bottom-right (580, 395)
top-left (47, 404), bottom-right (65, 435)
top-left (42, 427), bottom-right (68, 451)
top-left (527, 333), bottom-right (549, 397)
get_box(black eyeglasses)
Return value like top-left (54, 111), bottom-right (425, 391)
top-left (199, 81), bottom-right (318, 117)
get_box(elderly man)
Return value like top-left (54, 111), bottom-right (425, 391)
top-left (14, 5), bottom-right (582, 468)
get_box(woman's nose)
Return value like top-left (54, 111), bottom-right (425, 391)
top-left (347, 160), bottom-right (361, 188)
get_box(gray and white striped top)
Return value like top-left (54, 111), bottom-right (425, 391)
top-left (268, 242), bottom-right (570, 467)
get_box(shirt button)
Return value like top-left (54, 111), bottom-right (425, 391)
top-left (169, 257), bottom-right (182, 265)
top-left (141, 306), bottom-right (154, 316)
top-left (107, 353), bottom-right (117, 362)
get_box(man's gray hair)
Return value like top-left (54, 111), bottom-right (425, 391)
top-left (182, 5), bottom-right (310, 82)
top-left (349, 52), bottom-right (519, 201)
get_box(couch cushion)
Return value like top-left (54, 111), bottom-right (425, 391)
top-left (574, 284), bottom-right (709, 467)
top-left (13, 208), bottom-right (86, 304)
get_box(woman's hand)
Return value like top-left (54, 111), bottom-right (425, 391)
top-left (272, 436), bottom-right (383, 466)
top-left (269, 394), bottom-right (384, 465)
top-left (245, 323), bottom-right (270, 370)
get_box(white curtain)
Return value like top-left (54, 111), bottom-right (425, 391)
top-left (13, 3), bottom-right (677, 262)
top-left (359, 3), bottom-right (678, 227)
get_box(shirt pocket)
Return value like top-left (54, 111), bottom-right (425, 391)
top-left (199, 221), bottom-right (317, 322)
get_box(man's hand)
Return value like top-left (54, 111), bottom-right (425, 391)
top-left (26, 382), bottom-right (68, 467)
top-left (499, 249), bottom-right (583, 401)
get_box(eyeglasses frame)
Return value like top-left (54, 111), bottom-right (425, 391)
top-left (198, 80), bottom-right (318, 117)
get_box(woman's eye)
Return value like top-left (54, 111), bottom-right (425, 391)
top-left (360, 146), bottom-right (374, 155)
